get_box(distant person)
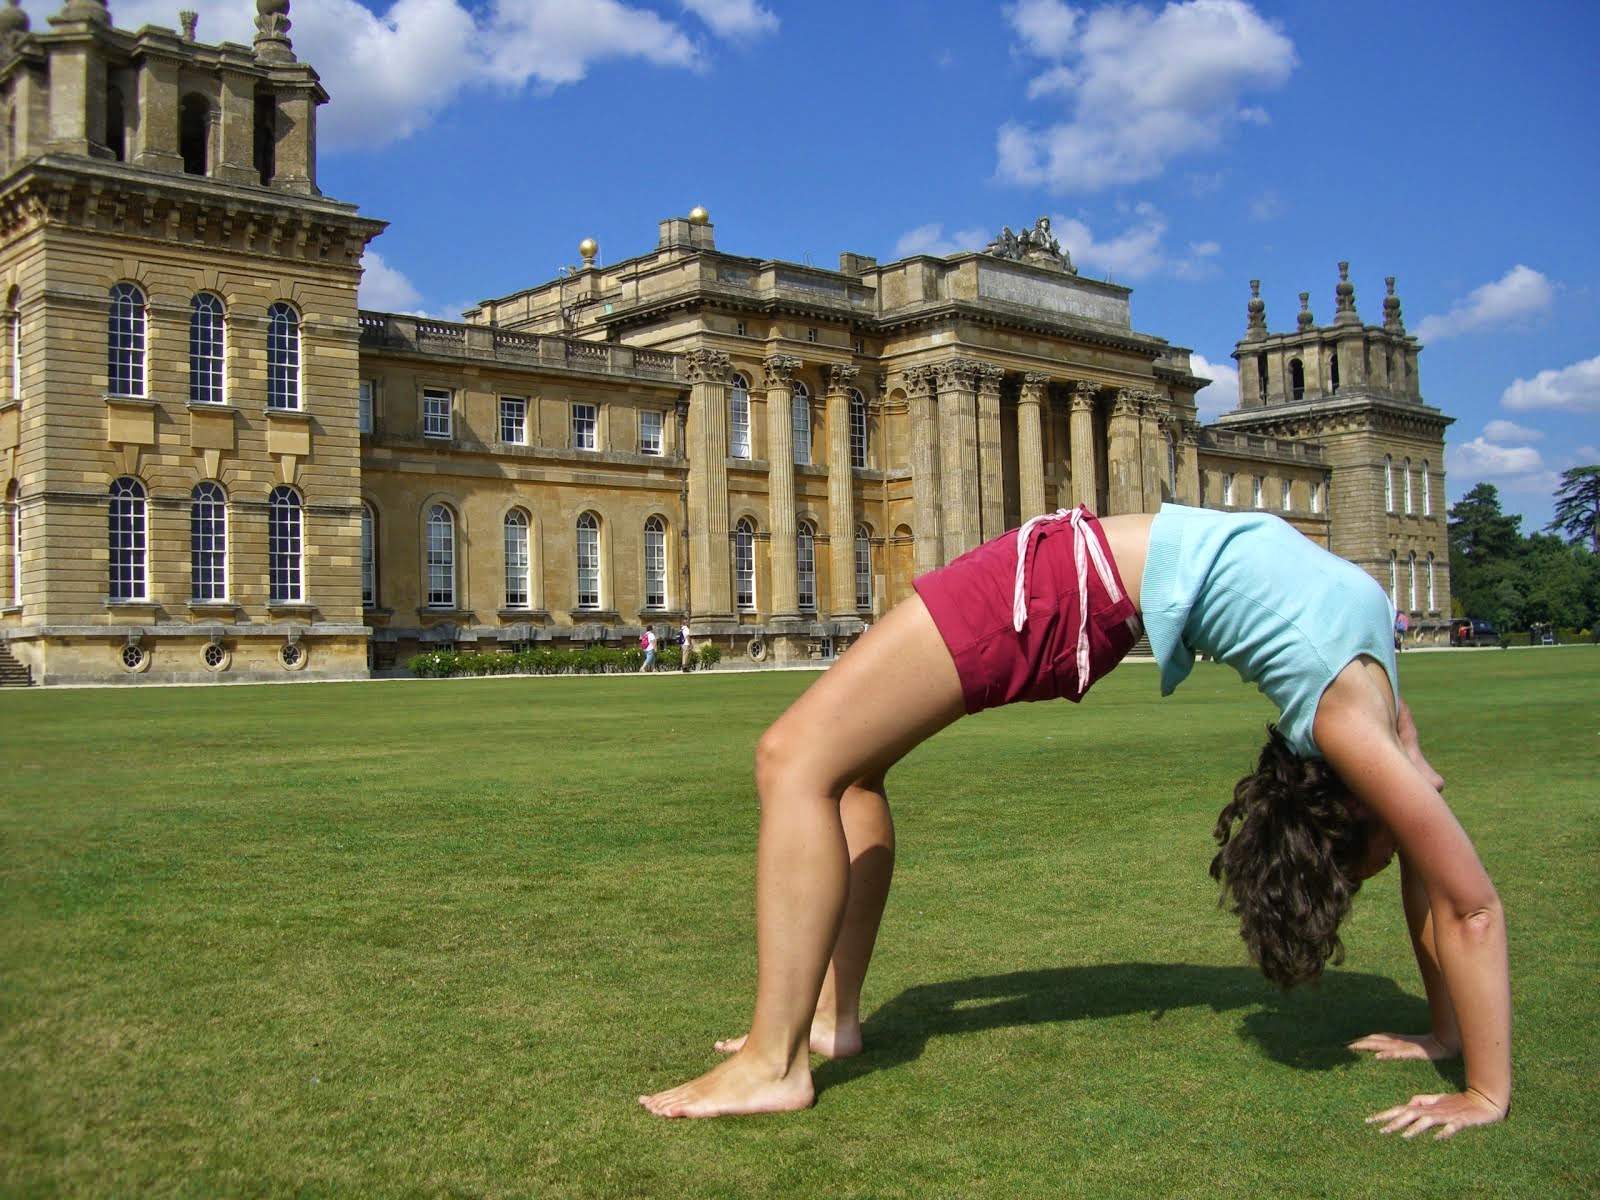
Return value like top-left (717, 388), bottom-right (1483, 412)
top-left (639, 626), bottom-right (657, 673)
top-left (679, 621), bottom-right (693, 673)
top-left (1395, 609), bottom-right (1410, 651)
top-left (640, 504), bottom-right (1510, 1141)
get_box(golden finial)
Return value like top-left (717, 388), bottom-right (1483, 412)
top-left (578, 238), bottom-right (598, 266)
top-left (687, 206), bottom-right (710, 225)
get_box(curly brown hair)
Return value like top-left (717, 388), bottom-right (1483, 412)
top-left (1210, 725), bottom-right (1370, 991)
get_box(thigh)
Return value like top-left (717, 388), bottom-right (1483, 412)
top-left (766, 595), bottom-right (967, 796)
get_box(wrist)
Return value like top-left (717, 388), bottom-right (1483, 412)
top-left (1464, 1084), bottom-right (1510, 1117)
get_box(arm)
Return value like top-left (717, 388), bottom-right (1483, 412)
top-left (1348, 853), bottom-right (1461, 1060)
top-left (1315, 666), bottom-right (1511, 1138)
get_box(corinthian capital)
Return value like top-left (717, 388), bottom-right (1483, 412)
top-left (902, 365), bottom-right (935, 398)
top-left (935, 357), bottom-right (982, 392)
top-left (1070, 380), bottom-right (1100, 412)
top-left (1113, 388), bottom-right (1143, 418)
top-left (1019, 372), bottom-right (1050, 404)
top-left (763, 354), bottom-right (803, 388)
top-left (685, 348), bottom-right (731, 384)
top-left (827, 363), bottom-right (861, 393)
top-left (976, 362), bottom-right (1005, 395)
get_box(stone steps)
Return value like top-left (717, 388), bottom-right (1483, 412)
top-left (0, 642), bottom-right (33, 687)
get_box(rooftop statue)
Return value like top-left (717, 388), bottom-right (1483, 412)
top-left (985, 215), bottom-right (1076, 274)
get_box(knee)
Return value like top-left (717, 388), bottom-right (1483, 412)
top-left (754, 718), bottom-right (819, 796)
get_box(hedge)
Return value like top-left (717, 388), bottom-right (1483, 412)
top-left (408, 642), bottom-right (721, 678)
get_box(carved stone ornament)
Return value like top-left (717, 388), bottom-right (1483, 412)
top-left (901, 365), bottom-right (935, 397)
top-left (985, 215), bottom-right (1077, 275)
top-left (827, 363), bottom-right (861, 392)
top-left (254, 0), bottom-right (295, 62)
top-left (685, 348), bottom-right (731, 384)
top-left (763, 354), bottom-right (802, 388)
top-left (935, 358), bottom-right (982, 392)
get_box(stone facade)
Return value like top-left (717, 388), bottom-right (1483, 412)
top-left (0, 3), bottom-right (1453, 684)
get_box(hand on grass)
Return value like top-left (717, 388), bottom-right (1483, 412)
top-left (1366, 1088), bottom-right (1506, 1139)
top-left (1347, 1032), bottom-right (1457, 1062)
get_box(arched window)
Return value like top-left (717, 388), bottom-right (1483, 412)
top-left (361, 504), bottom-right (377, 607)
top-left (792, 381), bottom-right (811, 466)
top-left (504, 509), bottom-right (531, 608)
top-left (179, 93), bottom-right (209, 175)
top-left (266, 303), bottom-right (300, 410)
top-left (575, 512), bottom-right (600, 610)
top-left (643, 515), bottom-right (666, 610)
top-left (190, 481), bottom-right (227, 601)
top-left (7, 480), bottom-right (20, 607)
top-left (1383, 455), bottom-right (1394, 513)
top-left (1329, 348), bottom-right (1340, 394)
top-left (1388, 551), bottom-right (1398, 606)
top-left (108, 477), bottom-right (147, 600)
top-left (269, 486), bottom-right (303, 603)
top-left (1427, 553), bottom-right (1436, 611)
top-left (189, 293), bottom-right (225, 405)
top-left (1255, 355), bottom-right (1268, 402)
top-left (107, 283), bottom-right (146, 396)
top-left (734, 517), bottom-right (755, 611)
top-left (796, 521), bottom-right (816, 612)
top-left (426, 504), bottom-right (455, 609)
top-left (848, 388), bottom-right (867, 469)
top-left (1289, 358), bottom-right (1305, 401)
top-left (854, 524), bottom-right (872, 610)
top-left (1403, 457), bottom-right (1413, 514)
top-left (1408, 551), bottom-right (1417, 611)
top-left (1421, 462), bottom-right (1432, 516)
top-left (729, 373), bottom-right (751, 459)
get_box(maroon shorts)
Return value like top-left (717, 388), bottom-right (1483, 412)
top-left (913, 509), bottom-right (1142, 715)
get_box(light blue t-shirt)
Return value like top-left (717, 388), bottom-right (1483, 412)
top-left (1139, 504), bottom-right (1399, 758)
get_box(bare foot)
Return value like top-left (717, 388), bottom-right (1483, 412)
top-left (638, 1050), bottom-right (815, 1118)
top-left (714, 1020), bottom-right (862, 1059)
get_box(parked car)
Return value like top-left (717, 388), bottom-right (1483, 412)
top-left (1449, 619), bottom-right (1501, 647)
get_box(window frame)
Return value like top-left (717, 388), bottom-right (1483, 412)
top-left (734, 518), bottom-right (756, 611)
top-left (796, 521), bottom-right (816, 612)
top-left (422, 386), bottom-right (453, 440)
top-left (360, 503), bottom-right (377, 607)
top-left (499, 395), bottom-right (527, 446)
top-left (268, 485), bottom-right (304, 603)
top-left (854, 524), bottom-right (872, 610)
top-left (729, 374), bottom-right (751, 460)
top-left (571, 402), bottom-right (597, 451)
top-left (108, 476), bottom-right (147, 600)
top-left (643, 515), bottom-right (666, 609)
top-left (425, 503), bottom-right (456, 608)
top-left (189, 292), bottom-right (226, 406)
top-left (358, 379), bottom-right (374, 434)
top-left (576, 511), bottom-right (600, 609)
top-left (504, 508), bottom-right (531, 609)
top-left (189, 481), bottom-right (228, 601)
top-left (265, 302), bottom-right (301, 411)
top-left (849, 389), bottom-right (867, 469)
top-left (792, 381), bottom-right (811, 466)
top-left (107, 282), bottom-right (146, 398)
top-left (639, 408), bottom-right (663, 456)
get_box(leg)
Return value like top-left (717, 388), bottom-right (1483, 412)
top-left (639, 595), bottom-right (965, 1117)
top-left (715, 774), bottom-right (893, 1059)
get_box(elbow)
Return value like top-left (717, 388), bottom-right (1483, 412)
top-left (1455, 893), bottom-right (1505, 943)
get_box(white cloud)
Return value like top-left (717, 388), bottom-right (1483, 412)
top-left (680, 0), bottom-right (779, 39)
top-left (1413, 265), bottom-right (1555, 343)
top-left (1448, 437), bottom-right (1544, 478)
top-left (1247, 189), bottom-right (1282, 221)
top-left (892, 223), bottom-right (990, 259)
top-left (1052, 203), bottom-right (1218, 282)
top-left (1188, 352), bottom-right (1238, 421)
top-left (1481, 419), bottom-right (1544, 443)
top-left (998, 0), bottom-right (1296, 192)
top-left (94, 0), bottom-right (763, 152)
top-left (358, 250), bottom-right (424, 312)
top-left (1500, 354), bottom-right (1600, 413)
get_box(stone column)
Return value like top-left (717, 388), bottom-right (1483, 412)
top-left (1139, 392), bottom-right (1166, 512)
top-left (685, 350), bottom-right (732, 621)
top-left (1107, 389), bottom-right (1144, 514)
top-left (1069, 381), bottom-right (1100, 511)
top-left (764, 355), bottom-right (802, 621)
top-left (133, 55), bottom-right (184, 171)
top-left (1179, 421), bottom-right (1202, 506)
top-left (268, 82), bottom-right (319, 195)
top-left (975, 363), bottom-right (1005, 540)
top-left (1017, 372), bottom-right (1048, 520)
top-left (825, 364), bottom-right (862, 618)
top-left (905, 366), bottom-right (942, 576)
top-left (217, 68), bottom-right (259, 184)
top-left (935, 358), bottom-right (982, 561)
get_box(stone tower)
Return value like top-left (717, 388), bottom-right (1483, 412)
top-left (0, 0), bottom-right (387, 683)
top-left (1224, 265), bottom-right (1452, 622)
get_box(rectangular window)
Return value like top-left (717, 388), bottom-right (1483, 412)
top-left (422, 387), bottom-right (452, 439)
top-left (730, 387), bottom-right (751, 459)
top-left (735, 321), bottom-right (747, 337)
top-left (806, 327), bottom-right (817, 343)
top-left (500, 396), bottom-right (527, 445)
top-left (1222, 473), bottom-right (1235, 506)
top-left (1312, 481), bottom-right (1324, 514)
top-left (572, 402), bottom-right (597, 451)
top-left (1252, 476), bottom-right (1263, 509)
top-left (358, 380), bottom-right (374, 434)
top-left (1281, 480), bottom-right (1293, 511)
top-left (639, 409), bottom-right (663, 456)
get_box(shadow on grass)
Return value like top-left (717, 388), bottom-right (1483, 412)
top-left (817, 962), bottom-right (1464, 1096)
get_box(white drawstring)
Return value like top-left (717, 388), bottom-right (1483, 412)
top-left (1012, 506), bottom-right (1125, 697)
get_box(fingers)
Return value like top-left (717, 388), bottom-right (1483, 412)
top-left (1366, 1092), bottom-right (1501, 1140)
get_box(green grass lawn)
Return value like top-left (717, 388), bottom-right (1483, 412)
top-left (2, 649), bottom-right (1596, 1198)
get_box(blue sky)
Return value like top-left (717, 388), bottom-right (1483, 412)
top-left (72, 0), bottom-right (1600, 531)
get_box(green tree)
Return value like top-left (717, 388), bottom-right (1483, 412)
top-left (1546, 465), bottom-right (1600, 552)
top-left (1449, 483), bottom-right (1523, 619)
